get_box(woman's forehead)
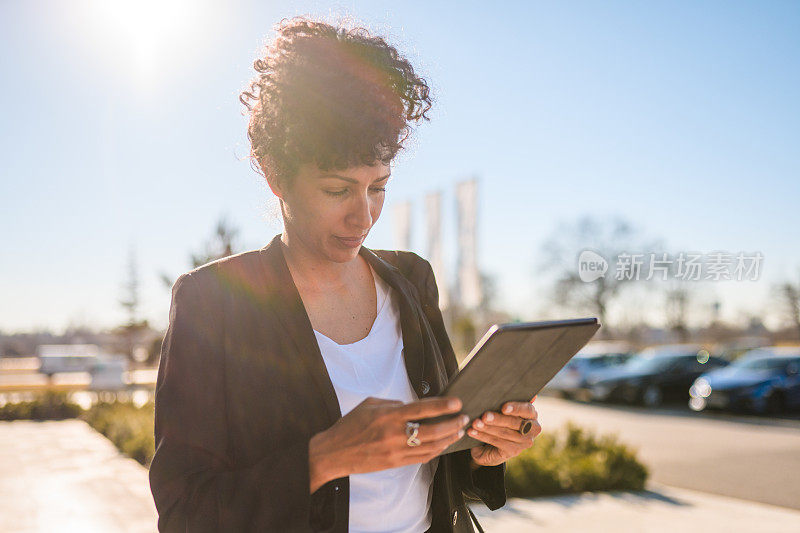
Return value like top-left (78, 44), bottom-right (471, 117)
top-left (298, 161), bottom-right (391, 182)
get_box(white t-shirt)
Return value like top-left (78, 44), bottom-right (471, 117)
top-left (313, 264), bottom-right (439, 533)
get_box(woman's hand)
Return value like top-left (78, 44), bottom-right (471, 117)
top-left (468, 396), bottom-right (541, 468)
top-left (309, 396), bottom-right (470, 492)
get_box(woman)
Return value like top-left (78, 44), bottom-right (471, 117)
top-left (149, 17), bottom-right (541, 532)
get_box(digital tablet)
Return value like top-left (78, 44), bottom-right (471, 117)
top-left (422, 317), bottom-right (601, 455)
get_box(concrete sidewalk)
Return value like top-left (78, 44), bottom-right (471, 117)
top-left (1, 419), bottom-right (799, 532)
top-left (0, 419), bottom-right (157, 533)
top-left (470, 484), bottom-right (800, 532)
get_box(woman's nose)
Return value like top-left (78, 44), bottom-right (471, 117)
top-left (347, 192), bottom-right (373, 229)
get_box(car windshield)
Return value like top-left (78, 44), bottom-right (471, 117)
top-left (573, 352), bottom-right (627, 367)
top-left (729, 356), bottom-right (798, 373)
top-left (624, 354), bottom-right (681, 373)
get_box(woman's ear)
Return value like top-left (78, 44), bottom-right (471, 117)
top-left (264, 172), bottom-right (284, 200)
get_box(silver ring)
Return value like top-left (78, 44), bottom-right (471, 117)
top-left (405, 421), bottom-right (421, 447)
top-left (519, 419), bottom-right (533, 436)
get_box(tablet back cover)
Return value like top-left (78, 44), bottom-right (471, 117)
top-left (435, 318), bottom-right (600, 454)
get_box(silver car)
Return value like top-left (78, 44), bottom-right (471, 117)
top-left (546, 341), bottom-right (633, 400)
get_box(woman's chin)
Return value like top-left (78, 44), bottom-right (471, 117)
top-left (325, 243), bottom-right (361, 263)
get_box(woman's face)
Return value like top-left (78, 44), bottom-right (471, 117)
top-left (274, 161), bottom-right (390, 263)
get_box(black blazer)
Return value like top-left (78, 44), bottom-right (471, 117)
top-left (149, 234), bottom-right (506, 532)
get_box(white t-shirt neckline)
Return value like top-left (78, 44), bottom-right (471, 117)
top-left (313, 264), bottom-right (438, 533)
top-left (312, 263), bottom-right (388, 348)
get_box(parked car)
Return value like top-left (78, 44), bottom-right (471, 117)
top-left (89, 358), bottom-right (129, 391)
top-left (689, 346), bottom-right (800, 414)
top-left (715, 336), bottom-right (770, 362)
top-left (546, 341), bottom-right (633, 400)
top-left (586, 344), bottom-right (728, 407)
top-left (37, 344), bottom-right (100, 377)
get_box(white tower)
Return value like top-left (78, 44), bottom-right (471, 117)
top-left (456, 179), bottom-right (481, 310)
top-left (392, 201), bottom-right (412, 251)
top-left (425, 191), bottom-right (449, 309)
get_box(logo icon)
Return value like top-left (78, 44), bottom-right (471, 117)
top-left (578, 250), bottom-right (608, 282)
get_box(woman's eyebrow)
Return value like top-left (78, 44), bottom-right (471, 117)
top-left (318, 173), bottom-right (391, 183)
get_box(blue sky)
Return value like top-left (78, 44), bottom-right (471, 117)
top-left (1, 0), bottom-right (798, 333)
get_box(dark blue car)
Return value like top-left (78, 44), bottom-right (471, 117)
top-left (689, 347), bottom-right (800, 414)
top-left (586, 344), bottom-right (727, 407)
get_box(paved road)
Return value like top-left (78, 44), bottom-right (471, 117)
top-left (535, 395), bottom-right (800, 510)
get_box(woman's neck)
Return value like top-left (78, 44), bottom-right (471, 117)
top-left (280, 231), bottom-right (362, 291)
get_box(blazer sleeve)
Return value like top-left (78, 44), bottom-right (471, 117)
top-left (149, 271), bottom-right (332, 532)
top-left (412, 255), bottom-right (507, 511)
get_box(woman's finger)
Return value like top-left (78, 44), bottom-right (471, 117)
top-left (404, 427), bottom-right (465, 459)
top-left (394, 396), bottom-right (462, 421)
top-left (501, 401), bottom-right (538, 419)
top-left (474, 411), bottom-right (531, 431)
top-left (414, 414), bottom-right (470, 442)
top-left (470, 422), bottom-right (533, 445)
top-left (466, 427), bottom-right (521, 453)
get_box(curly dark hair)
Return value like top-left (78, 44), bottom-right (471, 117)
top-left (239, 17), bottom-right (433, 186)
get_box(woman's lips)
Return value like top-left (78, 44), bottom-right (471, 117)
top-left (334, 235), bottom-right (366, 248)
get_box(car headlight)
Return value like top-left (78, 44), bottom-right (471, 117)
top-left (691, 378), bottom-right (712, 398)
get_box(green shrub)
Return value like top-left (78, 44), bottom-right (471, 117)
top-left (0, 391), bottom-right (83, 420)
top-left (81, 400), bottom-right (155, 467)
top-left (0, 393), bottom-right (155, 466)
top-left (505, 421), bottom-right (649, 497)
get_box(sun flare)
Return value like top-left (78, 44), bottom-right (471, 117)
top-left (85, 0), bottom-right (201, 87)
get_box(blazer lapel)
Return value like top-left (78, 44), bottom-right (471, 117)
top-left (360, 247), bottom-right (428, 399)
top-left (256, 235), bottom-right (342, 426)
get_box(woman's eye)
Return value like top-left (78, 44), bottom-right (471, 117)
top-left (323, 187), bottom-right (385, 197)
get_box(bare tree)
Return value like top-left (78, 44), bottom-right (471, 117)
top-left (775, 271), bottom-right (800, 340)
top-left (662, 255), bottom-right (708, 342)
top-left (190, 217), bottom-right (240, 268)
top-left (118, 246), bottom-right (148, 362)
top-left (120, 247), bottom-right (140, 328)
top-left (478, 272), bottom-right (497, 313)
top-left (538, 216), bottom-right (661, 336)
top-left (665, 283), bottom-right (690, 342)
top-left (161, 216), bottom-right (241, 289)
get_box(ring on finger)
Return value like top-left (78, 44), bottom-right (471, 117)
top-left (405, 421), bottom-right (421, 447)
top-left (519, 419), bottom-right (533, 436)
